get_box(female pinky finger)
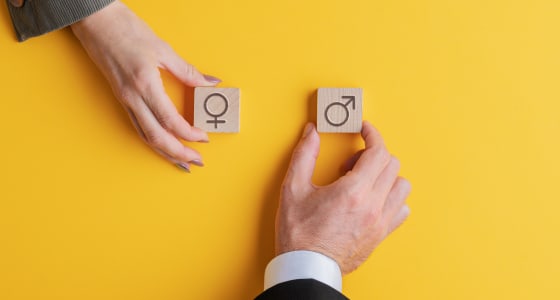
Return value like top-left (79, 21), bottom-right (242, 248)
top-left (126, 108), bottom-right (148, 142)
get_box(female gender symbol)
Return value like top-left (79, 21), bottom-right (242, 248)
top-left (204, 93), bottom-right (229, 129)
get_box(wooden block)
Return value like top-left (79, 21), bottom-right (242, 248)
top-left (194, 87), bottom-right (240, 133)
top-left (317, 88), bottom-right (363, 133)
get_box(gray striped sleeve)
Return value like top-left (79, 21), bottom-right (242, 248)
top-left (6, 0), bottom-right (116, 42)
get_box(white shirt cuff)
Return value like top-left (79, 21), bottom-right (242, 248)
top-left (264, 250), bottom-right (342, 292)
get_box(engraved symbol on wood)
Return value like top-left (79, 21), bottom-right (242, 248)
top-left (317, 88), bottom-right (362, 133)
top-left (194, 87), bottom-right (240, 133)
top-left (324, 96), bottom-right (356, 127)
top-left (204, 93), bottom-right (229, 129)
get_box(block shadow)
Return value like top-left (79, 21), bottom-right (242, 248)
top-left (307, 89), bottom-right (318, 126)
top-left (183, 86), bottom-right (195, 125)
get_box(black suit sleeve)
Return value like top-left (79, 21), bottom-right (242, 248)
top-left (255, 279), bottom-right (349, 300)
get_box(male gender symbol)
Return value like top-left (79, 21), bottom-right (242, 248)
top-left (204, 93), bottom-right (229, 129)
top-left (324, 95), bottom-right (356, 127)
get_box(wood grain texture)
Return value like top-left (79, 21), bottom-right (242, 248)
top-left (317, 88), bottom-right (363, 133)
top-left (194, 87), bottom-right (240, 133)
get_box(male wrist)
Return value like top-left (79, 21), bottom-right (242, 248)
top-left (264, 250), bottom-right (343, 292)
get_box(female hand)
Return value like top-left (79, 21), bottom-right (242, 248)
top-left (71, 1), bottom-right (220, 171)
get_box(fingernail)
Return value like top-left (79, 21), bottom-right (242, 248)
top-left (189, 160), bottom-right (204, 167)
top-left (302, 123), bottom-right (314, 138)
top-left (176, 163), bottom-right (191, 173)
top-left (203, 74), bottom-right (222, 84)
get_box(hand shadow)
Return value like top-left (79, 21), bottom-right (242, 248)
top-left (236, 136), bottom-right (295, 299)
top-left (233, 89), bottom-right (319, 299)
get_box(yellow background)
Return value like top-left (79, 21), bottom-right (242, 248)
top-left (1, 0), bottom-right (559, 299)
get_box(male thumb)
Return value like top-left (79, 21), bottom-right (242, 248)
top-left (283, 123), bottom-right (320, 192)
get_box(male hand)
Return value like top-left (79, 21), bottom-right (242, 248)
top-left (70, 1), bottom-right (220, 171)
top-left (276, 122), bottom-right (411, 274)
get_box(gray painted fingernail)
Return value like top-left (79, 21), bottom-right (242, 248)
top-left (190, 160), bottom-right (204, 167)
top-left (203, 74), bottom-right (222, 84)
top-left (176, 163), bottom-right (191, 173)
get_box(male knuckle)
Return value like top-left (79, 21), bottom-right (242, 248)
top-left (292, 148), bottom-right (306, 160)
top-left (376, 147), bottom-right (390, 163)
top-left (281, 181), bottom-right (298, 200)
top-left (156, 41), bottom-right (172, 54)
top-left (348, 193), bottom-right (361, 205)
top-left (402, 207), bottom-right (411, 220)
top-left (400, 178), bottom-right (412, 194)
top-left (345, 188), bottom-right (364, 207)
top-left (369, 206), bottom-right (383, 221)
top-left (377, 222), bottom-right (389, 237)
top-left (365, 146), bottom-right (389, 165)
top-left (391, 156), bottom-right (401, 170)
